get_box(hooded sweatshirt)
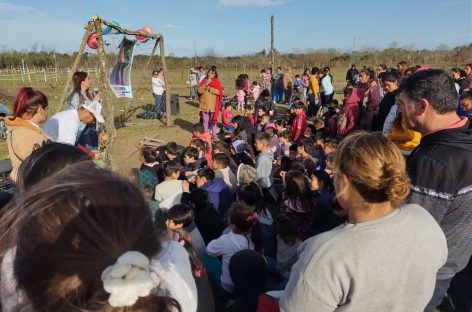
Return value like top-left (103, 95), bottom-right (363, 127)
top-left (5, 117), bottom-right (50, 182)
top-left (202, 178), bottom-right (234, 220)
top-left (338, 88), bottom-right (362, 137)
top-left (256, 150), bottom-right (274, 189)
top-left (406, 119), bottom-right (472, 280)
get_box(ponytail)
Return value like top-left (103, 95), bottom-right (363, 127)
top-left (229, 202), bottom-right (264, 254)
top-left (13, 87), bottom-right (48, 118)
top-left (249, 218), bottom-right (263, 254)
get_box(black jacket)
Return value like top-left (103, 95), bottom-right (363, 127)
top-left (407, 119), bottom-right (472, 279)
top-left (373, 90), bottom-right (397, 132)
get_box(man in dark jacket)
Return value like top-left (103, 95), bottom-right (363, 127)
top-left (196, 168), bottom-right (234, 222)
top-left (398, 69), bottom-right (472, 312)
top-left (345, 64), bottom-right (359, 85)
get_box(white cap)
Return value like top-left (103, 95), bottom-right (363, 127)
top-left (82, 100), bottom-right (105, 123)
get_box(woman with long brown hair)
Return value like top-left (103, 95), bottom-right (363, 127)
top-left (5, 87), bottom-right (50, 182)
top-left (198, 68), bottom-right (223, 140)
top-left (281, 132), bottom-right (447, 312)
top-left (0, 165), bottom-right (196, 311)
top-left (66, 71), bottom-right (101, 110)
top-left (359, 67), bottom-right (380, 130)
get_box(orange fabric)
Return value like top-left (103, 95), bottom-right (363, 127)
top-left (189, 132), bottom-right (213, 167)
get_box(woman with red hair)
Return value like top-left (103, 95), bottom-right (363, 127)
top-left (5, 87), bottom-right (50, 181)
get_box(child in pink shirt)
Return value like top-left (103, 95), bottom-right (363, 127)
top-left (251, 82), bottom-right (261, 102)
top-left (236, 89), bottom-right (245, 111)
top-left (261, 69), bottom-right (272, 90)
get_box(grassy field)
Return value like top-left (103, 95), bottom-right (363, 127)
top-left (0, 66), bottom-right (348, 178)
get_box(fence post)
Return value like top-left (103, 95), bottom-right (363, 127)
top-left (43, 68), bottom-right (47, 82)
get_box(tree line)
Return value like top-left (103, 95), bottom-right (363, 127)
top-left (1, 44), bottom-right (471, 71)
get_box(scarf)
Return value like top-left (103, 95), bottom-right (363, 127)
top-left (199, 78), bottom-right (224, 125)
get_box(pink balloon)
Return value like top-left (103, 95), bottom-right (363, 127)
top-left (87, 33), bottom-right (99, 49)
top-left (136, 27), bottom-right (151, 42)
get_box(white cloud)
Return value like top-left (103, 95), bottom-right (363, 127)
top-left (218, 0), bottom-right (286, 7)
top-left (0, 2), bottom-right (44, 18)
top-left (0, 2), bottom-right (82, 52)
top-left (163, 24), bottom-right (179, 29)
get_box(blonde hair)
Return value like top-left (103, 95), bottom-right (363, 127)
top-left (334, 132), bottom-right (410, 205)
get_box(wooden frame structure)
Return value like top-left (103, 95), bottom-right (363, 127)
top-left (59, 16), bottom-right (172, 164)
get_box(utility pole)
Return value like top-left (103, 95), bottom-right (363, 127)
top-left (270, 15), bottom-right (275, 74)
top-left (353, 36), bottom-right (356, 51)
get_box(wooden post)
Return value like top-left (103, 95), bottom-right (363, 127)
top-left (93, 15), bottom-right (116, 165)
top-left (159, 36), bottom-right (172, 126)
top-left (145, 39), bottom-right (159, 69)
top-left (271, 16), bottom-right (275, 75)
top-left (58, 21), bottom-right (94, 112)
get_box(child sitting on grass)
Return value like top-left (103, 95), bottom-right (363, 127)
top-left (206, 202), bottom-right (262, 294)
top-left (278, 130), bottom-right (292, 158)
top-left (183, 147), bottom-right (203, 173)
top-left (155, 161), bottom-right (186, 203)
top-left (212, 152), bottom-right (238, 192)
top-left (190, 139), bottom-right (207, 163)
top-left (244, 104), bottom-right (256, 126)
top-left (166, 204), bottom-right (206, 259)
top-left (257, 113), bottom-right (271, 132)
top-left (276, 215), bottom-right (301, 278)
top-left (221, 102), bottom-right (235, 133)
top-left (157, 142), bottom-right (183, 166)
top-left (139, 146), bottom-right (160, 189)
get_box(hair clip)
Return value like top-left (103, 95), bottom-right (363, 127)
top-left (246, 213), bottom-right (259, 222)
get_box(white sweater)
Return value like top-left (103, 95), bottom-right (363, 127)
top-left (206, 231), bottom-right (254, 293)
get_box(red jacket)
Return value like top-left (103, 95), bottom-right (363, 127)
top-left (338, 88), bottom-right (363, 137)
top-left (189, 132), bottom-right (213, 167)
top-left (246, 113), bottom-right (256, 126)
top-left (291, 111), bottom-right (307, 142)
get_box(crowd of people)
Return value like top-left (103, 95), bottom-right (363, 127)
top-left (0, 63), bottom-right (471, 312)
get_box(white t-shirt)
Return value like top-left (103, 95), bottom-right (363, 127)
top-left (152, 76), bottom-right (165, 95)
top-left (43, 109), bottom-right (80, 145)
top-left (154, 180), bottom-right (183, 202)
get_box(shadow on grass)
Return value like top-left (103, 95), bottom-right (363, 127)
top-left (115, 103), bottom-right (154, 129)
top-left (184, 99), bottom-right (200, 108)
top-left (174, 118), bottom-right (195, 134)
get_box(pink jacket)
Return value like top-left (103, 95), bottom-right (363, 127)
top-left (301, 74), bottom-right (309, 88)
top-left (236, 90), bottom-right (245, 105)
top-left (338, 88), bottom-right (363, 137)
top-left (261, 73), bottom-right (271, 86)
top-left (361, 80), bottom-right (380, 126)
top-left (252, 85), bottom-right (260, 102)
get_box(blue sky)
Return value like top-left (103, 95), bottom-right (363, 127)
top-left (0, 0), bottom-right (471, 56)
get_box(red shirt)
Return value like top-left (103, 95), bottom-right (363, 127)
top-left (222, 110), bottom-right (234, 126)
top-left (292, 111), bottom-right (307, 142)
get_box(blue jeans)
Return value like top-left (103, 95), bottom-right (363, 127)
top-left (272, 86), bottom-right (283, 103)
top-left (424, 278), bottom-right (452, 312)
top-left (153, 93), bottom-right (165, 116)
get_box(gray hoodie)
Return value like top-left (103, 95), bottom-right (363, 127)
top-left (256, 150), bottom-right (273, 188)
